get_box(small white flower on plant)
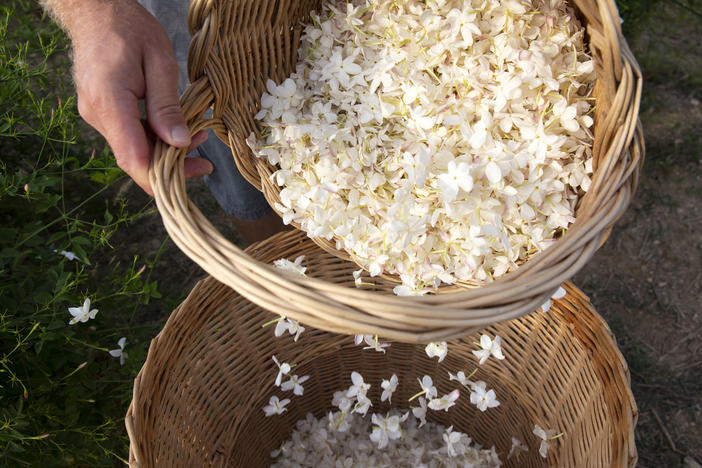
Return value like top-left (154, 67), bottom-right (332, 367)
top-left (272, 355), bottom-right (292, 387)
top-left (428, 389), bottom-right (460, 412)
top-left (381, 374), bottom-right (398, 403)
top-left (411, 397), bottom-right (428, 427)
top-left (273, 255), bottom-right (307, 275)
top-left (448, 369), bottom-right (476, 387)
top-left (472, 334), bottom-right (505, 365)
top-left (263, 395), bottom-right (290, 416)
top-left (274, 317), bottom-right (305, 341)
top-left (469, 381), bottom-right (500, 412)
top-left (58, 250), bottom-right (79, 261)
top-left (508, 436), bottom-right (529, 459)
top-left (68, 298), bottom-right (98, 325)
top-left (280, 374), bottom-right (310, 396)
top-left (540, 285), bottom-right (568, 313)
top-left (425, 342), bottom-right (448, 362)
top-left (443, 426), bottom-right (470, 457)
top-left (533, 424), bottom-right (562, 458)
top-left (108, 337), bottom-right (128, 365)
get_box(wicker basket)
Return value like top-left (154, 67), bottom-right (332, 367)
top-left (149, 0), bottom-right (644, 340)
top-left (125, 235), bottom-right (637, 467)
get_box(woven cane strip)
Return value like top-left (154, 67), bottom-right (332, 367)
top-left (126, 275), bottom-right (637, 467)
top-left (149, 0), bottom-right (644, 340)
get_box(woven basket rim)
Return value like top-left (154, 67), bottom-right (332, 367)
top-left (148, 0), bottom-right (645, 341)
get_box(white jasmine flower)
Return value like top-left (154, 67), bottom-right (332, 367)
top-left (322, 47), bottom-right (362, 90)
top-left (108, 337), bottom-right (128, 366)
top-left (68, 298), bottom-right (98, 325)
top-left (273, 255), bottom-right (307, 275)
top-left (437, 161), bottom-right (474, 203)
top-left (540, 285), bottom-right (568, 313)
top-left (258, 78), bottom-right (299, 121)
top-left (508, 436), bottom-right (529, 459)
top-left (272, 355), bottom-right (291, 387)
top-left (353, 394), bottom-right (372, 416)
top-left (485, 161), bottom-right (502, 184)
top-left (369, 417), bottom-right (389, 449)
top-left (448, 369), bottom-right (476, 387)
top-left (425, 342), bottom-right (448, 363)
top-left (533, 424), bottom-right (561, 458)
top-left (428, 389), bottom-right (460, 412)
top-left (370, 412), bottom-right (408, 449)
top-left (443, 426), bottom-right (470, 457)
top-left (280, 374), bottom-right (310, 396)
top-left (354, 334), bottom-right (367, 346)
top-left (347, 371), bottom-right (370, 400)
top-left (352, 269), bottom-right (364, 287)
top-left (364, 339), bottom-right (391, 353)
top-left (469, 381), bottom-right (500, 412)
top-left (472, 334), bottom-right (506, 365)
top-left (274, 317), bottom-right (305, 341)
top-left (332, 390), bottom-right (353, 414)
top-left (380, 374), bottom-right (398, 403)
top-left (412, 397), bottom-right (428, 427)
top-left (413, 375), bottom-right (438, 400)
top-left (392, 284), bottom-right (429, 296)
top-left (328, 410), bottom-right (350, 432)
top-left (552, 98), bottom-right (580, 133)
top-left (58, 250), bottom-right (79, 261)
top-left (552, 285), bottom-right (567, 299)
top-left (355, 334), bottom-right (391, 353)
top-left (263, 395), bottom-right (290, 417)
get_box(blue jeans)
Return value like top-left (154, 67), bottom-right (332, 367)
top-left (138, 0), bottom-right (271, 221)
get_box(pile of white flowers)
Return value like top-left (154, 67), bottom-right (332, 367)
top-left (247, 0), bottom-right (596, 293)
top-left (263, 265), bottom-right (565, 464)
top-left (271, 410), bottom-right (502, 467)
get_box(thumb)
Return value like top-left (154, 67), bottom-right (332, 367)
top-left (143, 47), bottom-right (191, 148)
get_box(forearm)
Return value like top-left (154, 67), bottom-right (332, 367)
top-left (40, 0), bottom-right (137, 39)
top-left (38, 0), bottom-right (208, 194)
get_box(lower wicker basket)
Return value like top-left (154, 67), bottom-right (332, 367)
top-left (126, 235), bottom-right (637, 467)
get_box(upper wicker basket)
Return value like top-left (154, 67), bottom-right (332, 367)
top-left (149, 0), bottom-right (644, 342)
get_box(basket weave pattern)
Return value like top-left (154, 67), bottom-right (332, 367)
top-left (126, 236), bottom-right (637, 466)
top-left (149, 0), bottom-right (644, 340)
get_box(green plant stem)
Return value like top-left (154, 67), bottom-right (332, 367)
top-left (15, 183), bottom-right (111, 247)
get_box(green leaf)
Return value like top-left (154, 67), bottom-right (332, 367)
top-left (69, 243), bottom-right (90, 266)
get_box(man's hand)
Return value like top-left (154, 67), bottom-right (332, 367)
top-left (42, 0), bottom-right (212, 195)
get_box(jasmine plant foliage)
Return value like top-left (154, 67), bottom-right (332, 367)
top-left (1, 4), bottom-right (164, 466)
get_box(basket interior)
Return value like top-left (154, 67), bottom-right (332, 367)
top-left (128, 277), bottom-right (635, 467)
